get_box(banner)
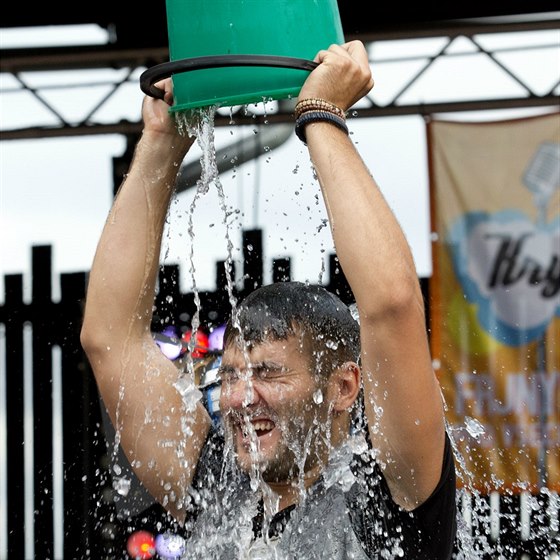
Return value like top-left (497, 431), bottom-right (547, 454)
top-left (427, 111), bottom-right (560, 493)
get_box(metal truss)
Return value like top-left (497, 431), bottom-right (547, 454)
top-left (1, 16), bottom-right (559, 141)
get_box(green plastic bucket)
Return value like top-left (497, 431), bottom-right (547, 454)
top-left (164, 0), bottom-right (345, 112)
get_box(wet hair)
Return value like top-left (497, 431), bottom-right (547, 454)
top-left (223, 282), bottom-right (360, 377)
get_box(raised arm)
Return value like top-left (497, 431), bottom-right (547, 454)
top-left (298, 42), bottom-right (446, 509)
top-left (80, 80), bottom-right (211, 522)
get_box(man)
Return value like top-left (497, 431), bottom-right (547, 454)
top-left (81, 41), bottom-right (457, 558)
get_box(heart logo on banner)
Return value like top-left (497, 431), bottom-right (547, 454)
top-left (446, 209), bottom-right (560, 346)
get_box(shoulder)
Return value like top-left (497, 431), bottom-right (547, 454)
top-left (347, 432), bottom-right (457, 559)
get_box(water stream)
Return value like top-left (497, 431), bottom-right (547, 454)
top-left (110, 105), bottom-right (558, 559)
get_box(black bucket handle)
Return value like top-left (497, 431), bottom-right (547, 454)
top-left (140, 54), bottom-right (318, 100)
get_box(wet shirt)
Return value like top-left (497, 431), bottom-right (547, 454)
top-left (181, 429), bottom-right (457, 559)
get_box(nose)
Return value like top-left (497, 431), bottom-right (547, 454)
top-left (221, 374), bottom-right (260, 410)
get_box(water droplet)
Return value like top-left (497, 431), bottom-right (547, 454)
top-left (465, 416), bottom-right (485, 440)
top-left (313, 389), bottom-right (324, 404)
top-left (114, 476), bottom-right (131, 497)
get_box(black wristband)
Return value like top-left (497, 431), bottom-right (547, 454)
top-left (295, 110), bottom-right (349, 145)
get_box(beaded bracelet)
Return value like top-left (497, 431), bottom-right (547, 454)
top-left (294, 110), bottom-right (349, 144)
top-left (294, 98), bottom-right (346, 120)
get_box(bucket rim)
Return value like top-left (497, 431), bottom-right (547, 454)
top-left (168, 84), bottom-right (303, 112)
top-left (139, 54), bottom-right (318, 101)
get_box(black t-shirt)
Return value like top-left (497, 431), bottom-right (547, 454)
top-left (348, 432), bottom-right (457, 559)
top-left (186, 429), bottom-right (457, 559)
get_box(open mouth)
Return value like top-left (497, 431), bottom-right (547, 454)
top-left (251, 419), bottom-right (275, 438)
top-left (238, 418), bottom-right (276, 442)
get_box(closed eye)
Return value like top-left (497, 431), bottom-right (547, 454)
top-left (218, 361), bottom-right (289, 383)
top-left (252, 362), bottom-right (287, 380)
top-left (218, 365), bottom-right (239, 383)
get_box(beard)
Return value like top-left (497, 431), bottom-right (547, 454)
top-left (223, 394), bottom-right (334, 484)
top-left (262, 413), bottom-right (332, 483)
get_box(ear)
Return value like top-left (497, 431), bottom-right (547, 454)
top-left (328, 362), bottom-right (361, 413)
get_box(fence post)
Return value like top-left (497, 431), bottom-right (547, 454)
top-left (3, 274), bottom-right (25, 556)
top-left (31, 246), bottom-right (54, 559)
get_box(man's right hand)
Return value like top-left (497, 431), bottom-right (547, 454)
top-left (141, 78), bottom-right (195, 153)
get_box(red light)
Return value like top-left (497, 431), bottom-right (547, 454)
top-left (127, 530), bottom-right (156, 559)
top-left (182, 329), bottom-right (209, 358)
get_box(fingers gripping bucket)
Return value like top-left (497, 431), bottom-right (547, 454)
top-left (140, 0), bottom-right (345, 112)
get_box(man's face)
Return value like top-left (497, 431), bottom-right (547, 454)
top-left (219, 335), bottom-right (333, 483)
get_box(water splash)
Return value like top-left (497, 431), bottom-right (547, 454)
top-left (447, 420), bottom-right (496, 559)
top-left (178, 105), bottom-right (281, 552)
top-left (105, 106), bottom-right (558, 559)
top-left (464, 416), bottom-right (486, 441)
